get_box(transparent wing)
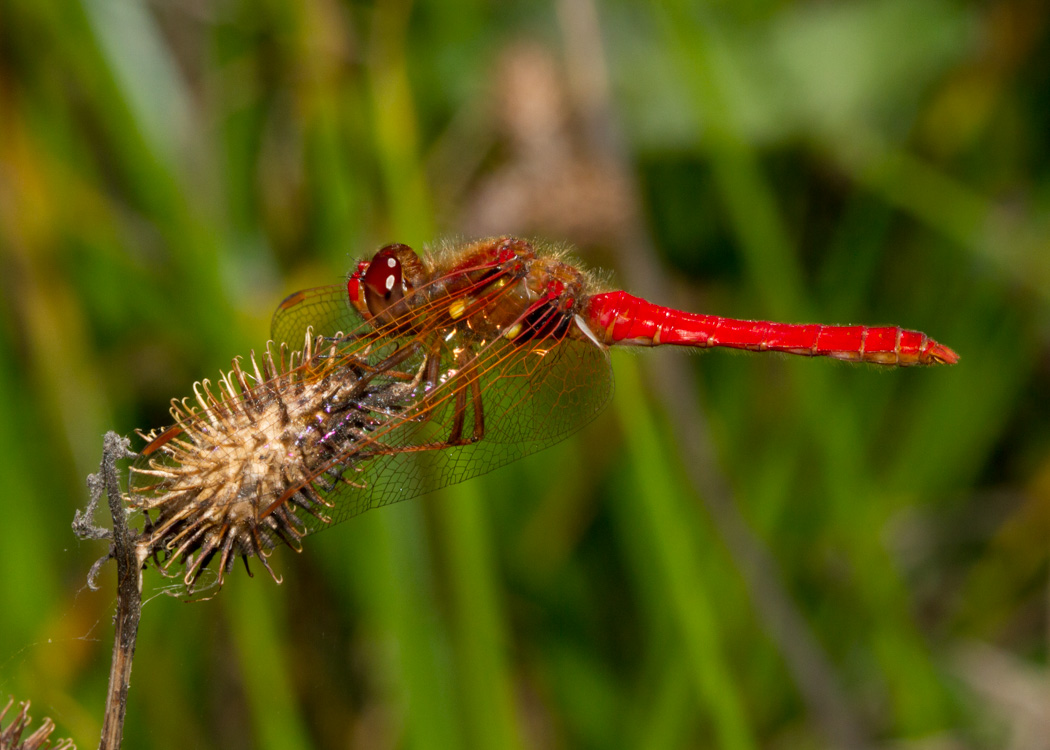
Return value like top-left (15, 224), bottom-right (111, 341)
top-left (271, 284), bottom-right (365, 350)
top-left (307, 332), bottom-right (613, 528)
top-left (129, 268), bottom-right (613, 591)
top-left (275, 276), bottom-right (616, 527)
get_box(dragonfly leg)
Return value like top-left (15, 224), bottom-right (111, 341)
top-left (444, 351), bottom-right (485, 446)
top-left (369, 343), bottom-right (485, 451)
top-left (320, 338), bottom-right (485, 478)
top-left (447, 383), bottom-right (467, 443)
top-left (468, 360), bottom-right (485, 440)
top-left (402, 335), bottom-right (481, 446)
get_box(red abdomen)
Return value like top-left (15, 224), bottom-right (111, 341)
top-left (584, 291), bottom-right (958, 366)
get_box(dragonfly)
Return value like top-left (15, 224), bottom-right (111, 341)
top-left (128, 236), bottom-right (957, 592)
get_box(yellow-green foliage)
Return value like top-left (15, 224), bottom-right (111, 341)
top-left (0, 1), bottom-right (1044, 748)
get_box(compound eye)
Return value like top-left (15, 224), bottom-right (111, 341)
top-left (363, 243), bottom-right (411, 318)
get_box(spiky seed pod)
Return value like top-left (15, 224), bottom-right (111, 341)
top-left (0, 697), bottom-right (75, 750)
top-left (128, 332), bottom-right (411, 593)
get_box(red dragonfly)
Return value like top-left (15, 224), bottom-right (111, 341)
top-left (129, 237), bottom-right (957, 591)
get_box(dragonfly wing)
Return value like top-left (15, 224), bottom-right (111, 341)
top-left (294, 333), bottom-right (613, 528)
top-left (271, 284), bottom-right (367, 348)
top-left (472, 335), bottom-right (614, 446)
top-left (134, 278), bottom-right (614, 567)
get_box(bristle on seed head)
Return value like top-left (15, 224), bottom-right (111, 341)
top-left (126, 330), bottom-right (379, 595)
top-left (0, 696), bottom-right (76, 750)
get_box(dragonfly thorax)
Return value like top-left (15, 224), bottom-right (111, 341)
top-left (347, 237), bottom-right (593, 345)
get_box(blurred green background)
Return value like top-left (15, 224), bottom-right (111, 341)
top-left (1, 0), bottom-right (1048, 748)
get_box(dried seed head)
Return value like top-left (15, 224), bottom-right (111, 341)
top-left (128, 331), bottom-right (409, 594)
top-left (0, 697), bottom-right (75, 750)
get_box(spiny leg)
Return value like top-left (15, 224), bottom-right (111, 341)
top-left (461, 353), bottom-right (486, 444)
top-left (432, 346), bottom-right (485, 447)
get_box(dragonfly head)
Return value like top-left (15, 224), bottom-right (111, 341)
top-left (347, 243), bottom-right (428, 327)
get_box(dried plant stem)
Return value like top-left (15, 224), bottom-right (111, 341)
top-left (75, 432), bottom-right (146, 750)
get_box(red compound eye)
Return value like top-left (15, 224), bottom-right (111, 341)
top-left (363, 243), bottom-right (410, 318)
